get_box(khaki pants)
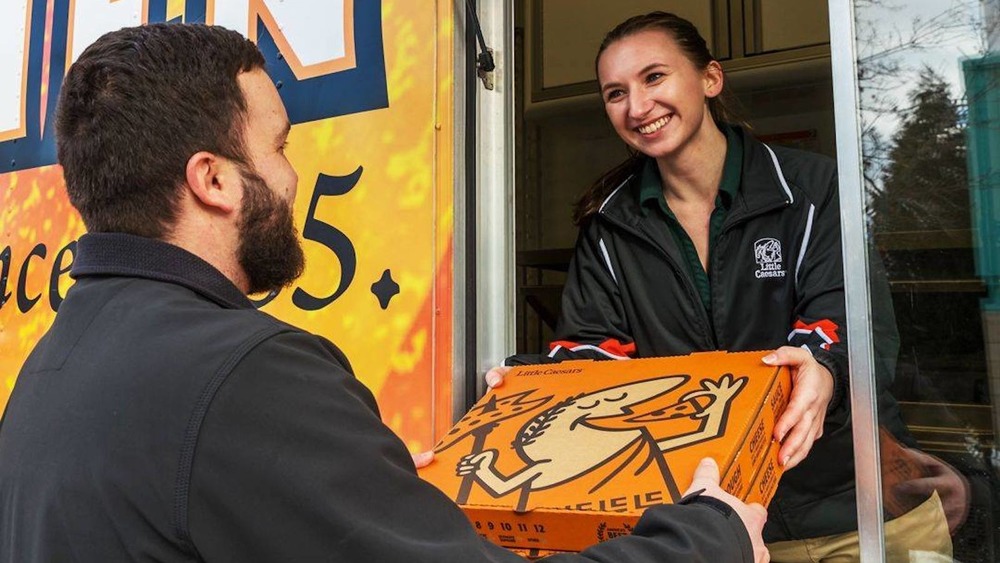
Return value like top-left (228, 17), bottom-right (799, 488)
top-left (767, 491), bottom-right (952, 562)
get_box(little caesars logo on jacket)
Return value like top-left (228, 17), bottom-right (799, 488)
top-left (753, 238), bottom-right (786, 279)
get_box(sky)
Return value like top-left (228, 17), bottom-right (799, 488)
top-left (854, 0), bottom-right (995, 184)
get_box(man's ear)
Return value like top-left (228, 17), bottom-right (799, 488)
top-left (184, 151), bottom-right (239, 213)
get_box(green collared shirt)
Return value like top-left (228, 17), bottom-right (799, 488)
top-left (638, 125), bottom-right (743, 313)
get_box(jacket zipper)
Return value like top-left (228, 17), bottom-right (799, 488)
top-left (710, 198), bottom-right (793, 346)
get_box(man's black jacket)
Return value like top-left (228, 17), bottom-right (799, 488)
top-left (0, 233), bottom-right (753, 562)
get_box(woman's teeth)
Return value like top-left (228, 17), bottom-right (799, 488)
top-left (638, 116), bottom-right (670, 134)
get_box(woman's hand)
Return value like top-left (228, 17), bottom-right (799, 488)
top-left (763, 346), bottom-right (835, 469)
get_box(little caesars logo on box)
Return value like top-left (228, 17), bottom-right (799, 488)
top-left (753, 238), bottom-right (786, 279)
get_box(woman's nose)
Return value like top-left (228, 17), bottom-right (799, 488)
top-left (627, 91), bottom-right (654, 120)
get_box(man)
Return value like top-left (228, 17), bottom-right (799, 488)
top-left (0, 23), bottom-right (767, 562)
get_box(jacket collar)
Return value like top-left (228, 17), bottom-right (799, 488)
top-left (726, 126), bottom-right (795, 224)
top-left (600, 126), bottom-right (792, 228)
top-left (637, 123), bottom-right (743, 217)
top-left (71, 232), bottom-right (254, 310)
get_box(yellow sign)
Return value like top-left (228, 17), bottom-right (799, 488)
top-left (0, 0), bottom-right (455, 452)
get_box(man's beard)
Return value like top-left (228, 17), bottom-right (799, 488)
top-left (236, 164), bottom-right (305, 295)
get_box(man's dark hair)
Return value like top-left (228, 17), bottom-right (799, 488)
top-left (56, 23), bottom-right (266, 238)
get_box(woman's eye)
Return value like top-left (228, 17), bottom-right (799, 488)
top-left (646, 72), bottom-right (664, 83)
top-left (605, 89), bottom-right (624, 102)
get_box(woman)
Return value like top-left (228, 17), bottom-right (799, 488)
top-left (489, 11), bottom-right (954, 561)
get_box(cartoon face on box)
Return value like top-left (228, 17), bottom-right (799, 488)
top-left (422, 353), bottom-right (784, 515)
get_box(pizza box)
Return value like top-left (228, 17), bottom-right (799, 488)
top-left (418, 351), bottom-right (790, 552)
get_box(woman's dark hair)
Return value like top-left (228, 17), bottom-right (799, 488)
top-left (573, 11), bottom-right (744, 225)
top-left (56, 23), bottom-right (266, 238)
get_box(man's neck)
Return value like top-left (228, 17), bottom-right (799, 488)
top-left (164, 221), bottom-right (249, 294)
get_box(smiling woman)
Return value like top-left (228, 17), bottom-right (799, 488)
top-left (597, 30), bottom-right (724, 164)
top-left (572, 12), bottom-right (744, 224)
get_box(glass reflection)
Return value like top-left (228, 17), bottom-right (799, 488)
top-left (855, 0), bottom-right (1000, 560)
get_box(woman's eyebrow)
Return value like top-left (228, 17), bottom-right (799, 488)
top-left (601, 63), bottom-right (669, 91)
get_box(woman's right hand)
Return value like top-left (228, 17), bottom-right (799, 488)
top-left (484, 366), bottom-right (512, 389)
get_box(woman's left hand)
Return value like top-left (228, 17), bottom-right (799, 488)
top-left (763, 346), bottom-right (835, 470)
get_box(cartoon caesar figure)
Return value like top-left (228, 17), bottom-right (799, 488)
top-left (456, 374), bottom-right (746, 511)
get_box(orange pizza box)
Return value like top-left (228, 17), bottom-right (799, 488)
top-left (418, 350), bottom-right (791, 552)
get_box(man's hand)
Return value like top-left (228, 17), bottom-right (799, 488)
top-left (411, 451), bottom-right (434, 469)
top-left (484, 366), bottom-right (512, 389)
top-left (763, 346), bottom-right (834, 469)
top-left (685, 458), bottom-right (769, 563)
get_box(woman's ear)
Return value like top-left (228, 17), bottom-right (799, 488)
top-left (184, 151), bottom-right (238, 214)
top-left (704, 60), bottom-right (724, 99)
